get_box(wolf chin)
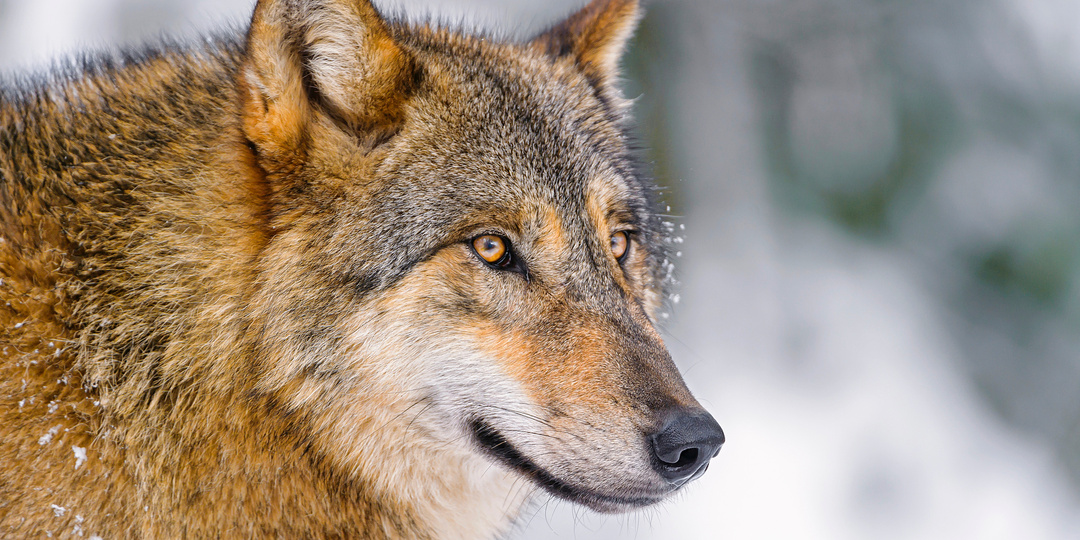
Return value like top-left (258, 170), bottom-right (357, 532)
top-left (0, 0), bottom-right (724, 538)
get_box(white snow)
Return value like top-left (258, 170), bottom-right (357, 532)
top-left (38, 425), bottom-right (61, 446)
top-left (73, 446), bottom-right (87, 469)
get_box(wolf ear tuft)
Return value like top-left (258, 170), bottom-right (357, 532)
top-left (239, 0), bottom-right (416, 158)
top-left (531, 0), bottom-right (641, 92)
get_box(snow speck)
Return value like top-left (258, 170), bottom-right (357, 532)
top-left (90, 536), bottom-right (103, 540)
top-left (38, 425), bottom-right (61, 445)
top-left (47, 400), bottom-right (59, 414)
top-left (51, 504), bottom-right (66, 517)
top-left (13, 321), bottom-right (24, 329)
top-left (72, 446), bottom-right (86, 469)
top-left (17, 399), bottom-right (24, 408)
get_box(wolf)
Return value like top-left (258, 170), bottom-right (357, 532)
top-left (0, 0), bottom-right (724, 537)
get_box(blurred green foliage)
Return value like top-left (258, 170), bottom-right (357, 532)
top-left (624, 0), bottom-right (1080, 487)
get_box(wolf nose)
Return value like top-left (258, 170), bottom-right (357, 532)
top-left (649, 410), bottom-right (725, 484)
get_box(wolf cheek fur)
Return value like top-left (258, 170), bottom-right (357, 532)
top-left (0, 0), bottom-right (724, 538)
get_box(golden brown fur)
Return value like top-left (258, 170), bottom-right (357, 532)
top-left (0, 0), bottom-right (720, 538)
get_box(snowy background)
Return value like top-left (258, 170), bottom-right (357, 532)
top-left (3, 0), bottom-right (1080, 538)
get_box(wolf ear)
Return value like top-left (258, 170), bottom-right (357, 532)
top-left (239, 0), bottom-right (416, 158)
top-left (531, 0), bottom-right (641, 91)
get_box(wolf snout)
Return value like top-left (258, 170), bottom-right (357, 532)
top-left (648, 410), bottom-right (725, 485)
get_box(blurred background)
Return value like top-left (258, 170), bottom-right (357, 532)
top-left (4, 0), bottom-right (1080, 538)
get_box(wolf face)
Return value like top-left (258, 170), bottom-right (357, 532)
top-left (240, 0), bottom-right (724, 514)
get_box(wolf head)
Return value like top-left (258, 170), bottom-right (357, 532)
top-left (238, 0), bottom-right (723, 513)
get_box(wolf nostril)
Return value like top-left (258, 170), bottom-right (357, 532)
top-left (649, 410), bottom-right (724, 484)
top-left (668, 448), bottom-right (698, 468)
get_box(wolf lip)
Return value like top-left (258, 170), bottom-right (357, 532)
top-left (468, 418), bottom-right (666, 511)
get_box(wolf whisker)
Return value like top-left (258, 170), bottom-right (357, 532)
top-left (473, 403), bottom-right (587, 443)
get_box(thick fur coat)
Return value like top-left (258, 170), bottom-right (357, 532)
top-left (0, 0), bottom-right (722, 538)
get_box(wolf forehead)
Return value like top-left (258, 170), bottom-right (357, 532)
top-left (300, 29), bottom-right (663, 289)
top-left (384, 31), bottom-right (648, 212)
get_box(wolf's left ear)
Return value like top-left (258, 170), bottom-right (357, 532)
top-left (531, 0), bottom-right (641, 93)
top-left (239, 0), bottom-right (416, 161)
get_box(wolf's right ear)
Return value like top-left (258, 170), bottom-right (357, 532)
top-left (531, 0), bottom-right (640, 96)
top-left (238, 0), bottom-right (416, 160)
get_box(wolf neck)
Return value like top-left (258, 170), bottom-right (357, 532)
top-left (331, 400), bottom-right (536, 539)
top-left (144, 389), bottom-right (534, 539)
top-left (0, 39), bottom-right (533, 538)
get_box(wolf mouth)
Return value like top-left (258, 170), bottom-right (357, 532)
top-left (468, 418), bottom-right (666, 512)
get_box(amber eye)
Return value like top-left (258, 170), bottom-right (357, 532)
top-left (610, 231), bottom-right (629, 261)
top-left (472, 235), bottom-right (511, 267)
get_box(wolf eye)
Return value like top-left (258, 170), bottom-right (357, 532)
top-left (472, 235), bottom-right (513, 268)
top-left (611, 231), bottom-right (630, 261)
